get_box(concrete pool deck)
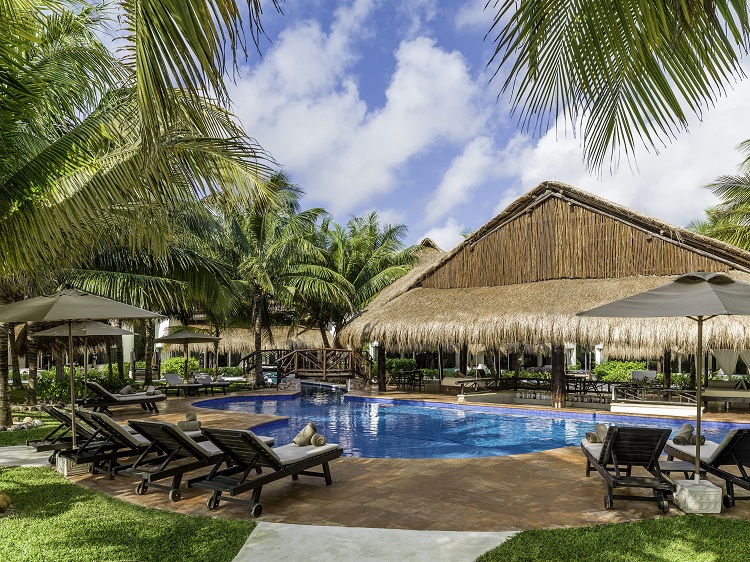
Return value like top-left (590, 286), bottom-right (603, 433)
top-left (46, 388), bottom-right (750, 530)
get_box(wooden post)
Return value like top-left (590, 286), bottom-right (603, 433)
top-left (459, 344), bottom-right (468, 375)
top-left (437, 344), bottom-right (443, 383)
top-left (551, 344), bottom-right (566, 409)
top-left (323, 349), bottom-right (327, 381)
top-left (377, 344), bottom-right (386, 392)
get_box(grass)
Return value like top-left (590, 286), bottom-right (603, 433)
top-left (0, 467), bottom-right (254, 562)
top-left (0, 412), bottom-right (55, 447)
top-left (477, 515), bottom-right (750, 562)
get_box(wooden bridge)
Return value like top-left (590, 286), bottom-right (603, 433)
top-left (276, 348), bottom-right (372, 383)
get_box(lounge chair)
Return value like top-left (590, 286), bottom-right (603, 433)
top-left (581, 426), bottom-right (673, 512)
top-left (191, 373), bottom-right (231, 395)
top-left (121, 420), bottom-right (274, 502)
top-left (58, 409), bottom-right (158, 477)
top-left (161, 372), bottom-right (202, 397)
top-left (78, 381), bottom-right (166, 414)
top-left (26, 405), bottom-right (100, 464)
top-left (187, 428), bottom-right (343, 517)
top-left (665, 429), bottom-right (750, 508)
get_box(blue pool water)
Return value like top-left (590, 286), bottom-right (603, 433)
top-left (194, 385), bottom-right (749, 459)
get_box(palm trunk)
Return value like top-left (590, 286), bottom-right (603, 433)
top-left (0, 323), bottom-right (10, 426)
top-left (54, 351), bottom-right (65, 382)
top-left (144, 319), bottom-right (154, 385)
top-left (116, 320), bottom-right (124, 378)
top-left (27, 322), bottom-right (38, 405)
top-left (107, 346), bottom-right (113, 377)
top-left (254, 313), bottom-right (264, 387)
top-left (9, 323), bottom-right (21, 390)
top-left (319, 322), bottom-right (330, 348)
top-left (213, 326), bottom-right (220, 376)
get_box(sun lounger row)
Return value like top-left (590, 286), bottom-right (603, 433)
top-left (31, 407), bottom-right (342, 516)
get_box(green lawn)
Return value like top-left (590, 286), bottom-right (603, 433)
top-left (478, 514), bottom-right (750, 562)
top-left (0, 412), bottom-right (55, 447)
top-left (0, 467), bottom-right (254, 562)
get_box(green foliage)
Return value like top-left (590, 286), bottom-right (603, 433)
top-left (161, 356), bottom-right (200, 377)
top-left (593, 361), bottom-right (647, 382)
top-left (218, 366), bottom-right (244, 377)
top-left (478, 514), bottom-right (750, 562)
top-left (654, 372), bottom-right (694, 389)
top-left (0, 467), bottom-right (254, 562)
top-left (33, 369), bottom-right (132, 403)
top-left (370, 358), bottom-right (417, 379)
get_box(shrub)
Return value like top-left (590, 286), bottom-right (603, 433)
top-left (218, 366), bottom-right (244, 378)
top-left (593, 360), bottom-right (647, 382)
top-left (161, 356), bottom-right (200, 377)
top-left (370, 358), bottom-right (417, 380)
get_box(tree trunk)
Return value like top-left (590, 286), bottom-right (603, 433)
top-left (459, 344), bottom-right (468, 375)
top-left (377, 344), bottom-right (386, 392)
top-left (254, 299), bottom-right (264, 386)
top-left (107, 346), bottom-right (113, 377)
top-left (663, 349), bottom-right (672, 388)
top-left (116, 320), bottom-right (125, 378)
top-left (54, 351), bottom-right (65, 382)
top-left (27, 322), bottom-right (38, 405)
top-left (689, 354), bottom-right (696, 389)
top-left (551, 343), bottom-right (566, 409)
top-left (213, 326), bottom-right (220, 376)
top-left (319, 322), bottom-right (330, 348)
top-left (514, 353), bottom-right (521, 378)
top-left (0, 323), bottom-right (10, 426)
top-left (9, 323), bottom-right (22, 390)
top-left (144, 319), bottom-right (154, 385)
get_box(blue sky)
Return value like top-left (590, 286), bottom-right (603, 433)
top-left (226, 0), bottom-right (750, 249)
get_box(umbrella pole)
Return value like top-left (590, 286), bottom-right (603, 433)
top-left (695, 317), bottom-right (703, 482)
top-left (84, 335), bottom-right (88, 387)
top-left (68, 321), bottom-right (77, 448)
top-left (184, 342), bottom-right (189, 381)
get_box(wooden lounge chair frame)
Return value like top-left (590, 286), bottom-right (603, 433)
top-left (187, 428), bottom-right (343, 518)
top-left (26, 405), bottom-right (99, 464)
top-left (78, 381), bottom-right (165, 414)
top-left (121, 420), bottom-right (246, 502)
top-left (59, 409), bottom-right (152, 478)
top-left (161, 372), bottom-right (202, 397)
top-left (191, 373), bottom-right (231, 395)
top-left (666, 429), bottom-right (750, 508)
top-left (581, 426), bottom-right (674, 512)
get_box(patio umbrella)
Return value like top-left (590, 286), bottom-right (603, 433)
top-left (33, 321), bottom-right (136, 383)
top-left (578, 271), bottom-right (750, 481)
top-left (154, 329), bottom-right (220, 380)
top-left (0, 288), bottom-right (161, 446)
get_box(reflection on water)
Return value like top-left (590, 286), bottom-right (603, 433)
top-left (194, 386), bottom-right (738, 459)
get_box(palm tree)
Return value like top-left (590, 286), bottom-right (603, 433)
top-left (299, 213), bottom-right (419, 346)
top-left (487, 1), bottom-right (750, 170)
top-left (212, 173), bottom-right (350, 385)
top-left (1, 2), bottom-right (280, 274)
top-left (691, 142), bottom-right (750, 248)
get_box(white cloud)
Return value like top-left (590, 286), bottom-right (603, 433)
top-left (494, 70), bottom-right (750, 227)
top-left (421, 217), bottom-right (466, 250)
top-left (229, 3), bottom-right (486, 215)
top-left (426, 136), bottom-right (499, 222)
top-left (455, 0), bottom-right (494, 30)
top-left (397, 0), bottom-right (438, 36)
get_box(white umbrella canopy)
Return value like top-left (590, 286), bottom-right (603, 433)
top-left (154, 329), bottom-right (221, 379)
top-left (0, 288), bottom-right (161, 446)
top-left (578, 271), bottom-right (750, 481)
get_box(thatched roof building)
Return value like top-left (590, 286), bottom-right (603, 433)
top-left (341, 181), bottom-right (750, 354)
top-left (179, 325), bottom-right (330, 355)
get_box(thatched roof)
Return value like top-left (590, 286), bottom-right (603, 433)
top-left (340, 182), bottom-right (750, 353)
top-left (174, 325), bottom-right (330, 354)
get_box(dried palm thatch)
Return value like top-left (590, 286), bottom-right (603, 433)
top-left (184, 325), bottom-right (330, 354)
top-left (340, 182), bottom-right (750, 355)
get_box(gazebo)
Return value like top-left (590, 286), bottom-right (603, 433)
top-left (341, 181), bottom-right (750, 407)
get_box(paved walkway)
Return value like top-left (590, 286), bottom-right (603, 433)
top-left (0, 445), bottom-right (51, 467)
top-left (233, 523), bottom-right (516, 562)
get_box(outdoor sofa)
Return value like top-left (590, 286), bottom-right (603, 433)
top-left (161, 372), bottom-right (202, 397)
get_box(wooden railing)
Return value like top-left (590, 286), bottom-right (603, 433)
top-left (276, 348), bottom-right (372, 383)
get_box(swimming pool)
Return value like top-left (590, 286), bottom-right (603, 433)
top-left (194, 385), bottom-right (749, 459)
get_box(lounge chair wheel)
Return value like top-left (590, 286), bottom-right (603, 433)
top-left (250, 503), bottom-right (262, 518)
top-left (206, 495), bottom-right (220, 510)
top-left (48, 453), bottom-right (56, 465)
top-left (658, 499), bottom-right (669, 513)
top-left (168, 489), bottom-right (181, 502)
top-left (723, 494), bottom-right (735, 509)
top-left (135, 482), bottom-right (148, 495)
top-left (88, 464), bottom-right (97, 474)
top-left (604, 495), bottom-right (612, 510)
